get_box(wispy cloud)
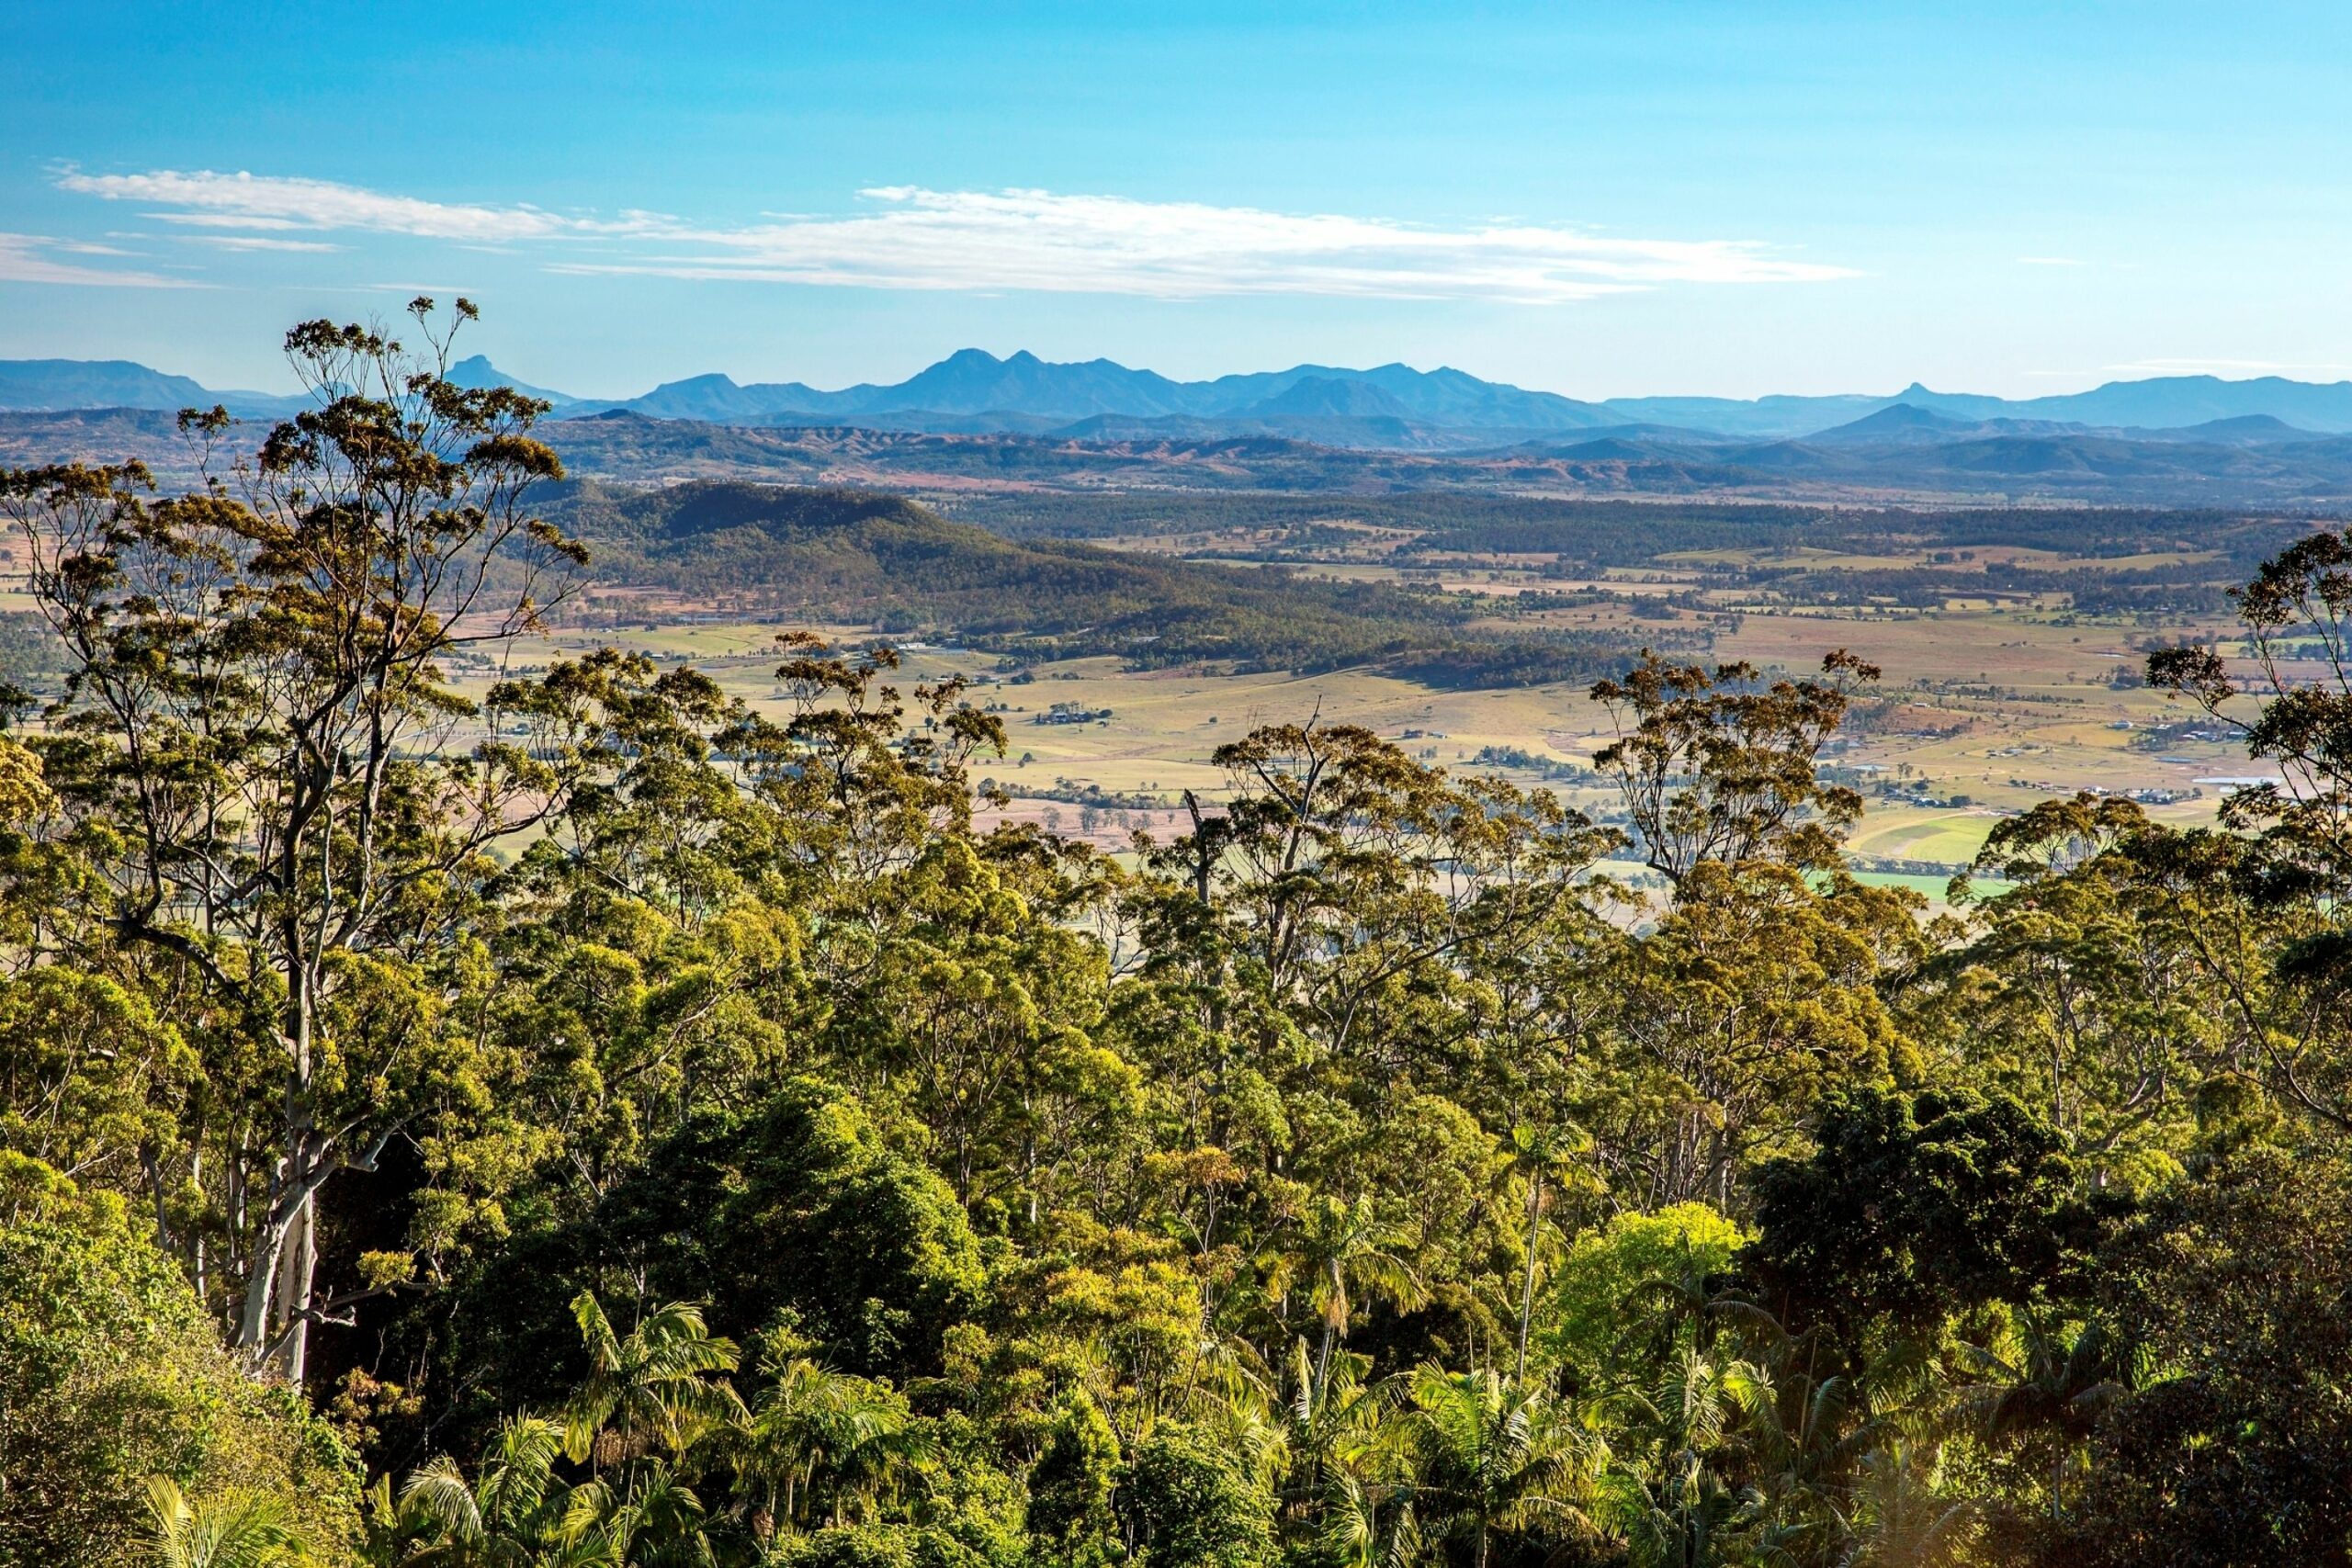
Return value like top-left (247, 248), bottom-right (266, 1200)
top-left (2016, 255), bottom-right (2084, 266)
top-left (2107, 356), bottom-right (2352, 378)
top-left (55, 169), bottom-right (1856, 305)
top-left (571, 186), bottom-right (1856, 303)
top-left (58, 168), bottom-right (664, 242)
top-left (185, 234), bottom-right (345, 254)
top-left (0, 231), bottom-right (199, 288)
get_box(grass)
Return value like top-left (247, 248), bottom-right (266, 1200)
top-left (455, 506), bottom-right (2257, 882)
top-left (1846, 812), bottom-right (2000, 866)
top-left (490, 591), bottom-right (2234, 833)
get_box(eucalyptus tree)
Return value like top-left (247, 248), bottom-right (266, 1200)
top-left (1196, 719), bottom-right (1608, 1080)
top-left (0, 300), bottom-right (588, 1378)
top-left (2147, 526), bottom-right (2352, 891)
top-left (1591, 650), bottom-right (1879, 891)
top-left (1929, 795), bottom-right (2221, 1170)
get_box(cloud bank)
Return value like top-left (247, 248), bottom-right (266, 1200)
top-left (53, 170), bottom-right (1854, 304)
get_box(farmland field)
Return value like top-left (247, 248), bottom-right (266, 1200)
top-left (485, 494), bottom-right (2257, 883)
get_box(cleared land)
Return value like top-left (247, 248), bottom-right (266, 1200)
top-left (0, 472), bottom-right (2295, 890)
top-left (493, 584), bottom-right (2242, 887)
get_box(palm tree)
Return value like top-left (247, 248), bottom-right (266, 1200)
top-left (145, 1479), bottom-right (309, 1568)
top-left (1286, 1339), bottom-right (1412, 1564)
top-left (1958, 1313), bottom-right (2132, 1520)
top-left (1606, 1456), bottom-right (1764, 1568)
top-left (1274, 1334), bottom-right (1393, 1547)
top-left (392, 1414), bottom-right (571, 1564)
top-left (1605, 1348), bottom-right (1774, 1568)
top-left (565, 1292), bottom-right (747, 1466)
top-left (1832, 1435), bottom-right (1977, 1568)
top-left (1619, 1227), bottom-right (1747, 1368)
top-left (1498, 1122), bottom-right (1587, 1381)
top-left (1404, 1364), bottom-right (1604, 1568)
top-left (1322, 1467), bottom-right (1422, 1568)
top-left (739, 1355), bottom-right (935, 1534)
top-left (1736, 1358), bottom-right (1869, 1554)
top-left (1265, 1195), bottom-right (1427, 1409)
top-left (554, 1460), bottom-right (715, 1567)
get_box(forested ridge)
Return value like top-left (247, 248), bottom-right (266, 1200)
top-left (552, 480), bottom-right (1640, 688)
top-left (10, 309), bottom-right (2352, 1567)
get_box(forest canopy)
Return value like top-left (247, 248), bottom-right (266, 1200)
top-left (7, 310), bottom-right (2352, 1567)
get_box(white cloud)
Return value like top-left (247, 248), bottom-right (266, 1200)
top-left (2017, 255), bottom-right (2084, 266)
top-left (186, 235), bottom-right (345, 254)
top-left (582, 186), bottom-right (1857, 303)
top-left (0, 231), bottom-right (199, 288)
top-left (56, 169), bottom-right (1855, 305)
top-left (57, 168), bottom-right (666, 243)
top-left (2107, 356), bottom-right (2352, 377)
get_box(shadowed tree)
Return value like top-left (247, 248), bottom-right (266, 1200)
top-left (565, 1292), bottom-right (745, 1466)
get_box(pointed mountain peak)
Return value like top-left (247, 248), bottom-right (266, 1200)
top-left (444, 354), bottom-right (576, 404)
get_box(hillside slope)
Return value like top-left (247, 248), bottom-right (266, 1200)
top-left (558, 482), bottom-right (1640, 686)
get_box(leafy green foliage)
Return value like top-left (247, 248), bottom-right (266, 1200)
top-left (1747, 1085), bottom-right (2081, 1341)
top-left (1115, 1424), bottom-right (1274, 1568)
top-left (0, 1174), bottom-right (356, 1568)
top-left (1024, 1393), bottom-right (1123, 1568)
top-left (16, 334), bottom-right (2352, 1567)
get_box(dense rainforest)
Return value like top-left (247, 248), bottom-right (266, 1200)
top-left (7, 306), bottom-right (2352, 1568)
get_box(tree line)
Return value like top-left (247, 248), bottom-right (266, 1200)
top-left (6, 306), bottom-right (2352, 1567)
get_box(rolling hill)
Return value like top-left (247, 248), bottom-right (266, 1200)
top-left (551, 481), bottom-right (1640, 687)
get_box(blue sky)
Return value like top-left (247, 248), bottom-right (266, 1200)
top-left (4, 1), bottom-right (2348, 399)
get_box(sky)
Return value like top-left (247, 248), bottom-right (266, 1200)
top-left (4, 0), bottom-right (2349, 400)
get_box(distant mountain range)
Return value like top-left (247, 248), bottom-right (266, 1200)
top-left (8, 348), bottom-right (2352, 450)
top-left (17, 401), bottom-right (2352, 508)
top-left (0, 359), bottom-right (308, 420)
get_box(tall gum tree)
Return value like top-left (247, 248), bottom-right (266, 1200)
top-left (0, 299), bottom-right (588, 1380)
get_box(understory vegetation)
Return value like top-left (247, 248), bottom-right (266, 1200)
top-left (9, 310), bottom-right (2352, 1566)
